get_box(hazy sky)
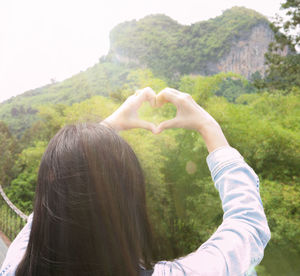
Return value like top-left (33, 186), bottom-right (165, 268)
top-left (0, 0), bottom-right (285, 103)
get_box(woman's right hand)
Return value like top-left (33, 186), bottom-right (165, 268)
top-left (155, 87), bottom-right (229, 152)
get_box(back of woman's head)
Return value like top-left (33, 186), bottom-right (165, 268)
top-left (16, 123), bottom-right (153, 276)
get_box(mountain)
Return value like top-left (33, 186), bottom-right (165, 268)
top-left (0, 62), bottom-right (130, 135)
top-left (107, 6), bottom-right (285, 79)
top-left (0, 6), bottom-right (282, 136)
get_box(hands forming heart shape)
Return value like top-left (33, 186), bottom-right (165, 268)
top-left (102, 87), bottom-right (220, 135)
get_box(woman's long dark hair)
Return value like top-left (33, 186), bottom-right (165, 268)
top-left (16, 123), bottom-right (154, 276)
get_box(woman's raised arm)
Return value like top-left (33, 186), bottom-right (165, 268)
top-left (150, 88), bottom-right (271, 275)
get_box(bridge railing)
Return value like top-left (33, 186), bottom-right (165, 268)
top-left (0, 185), bottom-right (28, 241)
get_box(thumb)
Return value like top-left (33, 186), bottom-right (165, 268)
top-left (134, 119), bottom-right (157, 133)
top-left (155, 118), bottom-right (179, 134)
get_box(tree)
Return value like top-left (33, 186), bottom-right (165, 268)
top-left (6, 141), bottom-right (47, 213)
top-left (0, 121), bottom-right (18, 187)
top-left (276, 0), bottom-right (300, 47)
top-left (260, 0), bottom-right (300, 91)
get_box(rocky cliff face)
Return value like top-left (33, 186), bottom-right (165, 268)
top-left (211, 23), bottom-right (288, 78)
top-left (112, 23), bottom-right (281, 79)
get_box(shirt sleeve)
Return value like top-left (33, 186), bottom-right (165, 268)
top-left (153, 146), bottom-right (271, 276)
top-left (0, 213), bottom-right (33, 276)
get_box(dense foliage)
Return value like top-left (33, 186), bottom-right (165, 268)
top-left (0, 5), bottom-right (299, 276)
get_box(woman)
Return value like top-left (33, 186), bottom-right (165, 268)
top-left (0, 87), bottom-right (270, 275)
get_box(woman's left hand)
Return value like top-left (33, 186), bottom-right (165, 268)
top-left (101, 87), bottom-right (157, 132)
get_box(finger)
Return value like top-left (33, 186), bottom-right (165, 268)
top-left (142, 87), bottom-right (156, 107)
top-left (135, 87), bottom-right (156, 108)
top-left (155, 118), bottom-right (179, 134)
top-left (156, 88), bottom-right (180, 107)
top-left (133, 119), bottom-right (157, 133)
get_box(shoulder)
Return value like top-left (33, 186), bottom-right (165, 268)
top-left (0, 263), bottom-right (15, 276)
top-left (152, 261), bottom-right (186, 276)
top-left (152, 251), bottom-right (225, 276)
top-left (0, 213), bottom-right (33, 276)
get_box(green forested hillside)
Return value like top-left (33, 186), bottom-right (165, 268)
top-left (0, 65), bottom-right (256, 136)
top-left (0, 4), bottom-right (300, 276)
top-left (108, 7), bottom-right (268, 77)
top-left (0, 62), bottom-right (130, 135)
